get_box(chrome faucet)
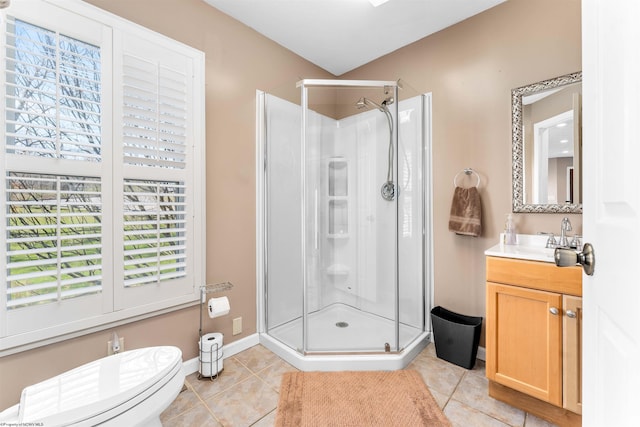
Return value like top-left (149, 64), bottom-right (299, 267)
top-left (559, 217), bottom-right (572, 247)
top-left (545, 233), bottom-right (558, 249)
top-left (538, 231), bottom-right (558, 248)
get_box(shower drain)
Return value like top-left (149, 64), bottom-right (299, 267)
top-left (335, 321), bottom-right (349, 328)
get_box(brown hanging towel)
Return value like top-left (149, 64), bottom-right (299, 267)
top-left (448, 186), bottom-right (482, 237)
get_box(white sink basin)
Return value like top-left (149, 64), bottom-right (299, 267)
top-left (485, 234), bottom-right (557, 263)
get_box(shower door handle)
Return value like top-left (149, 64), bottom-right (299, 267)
top-left (314, 189), bottom-right (318, 250)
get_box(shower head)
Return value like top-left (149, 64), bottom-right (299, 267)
top-left (355, 97), bottom-right (393, 112)
top-left (354, 95), bottom-right (396, 202)
top-left (355, 97), bottom-right (377, 110)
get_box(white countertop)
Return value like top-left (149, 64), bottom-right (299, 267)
top-left (484, 234), bottom-right (556, 263)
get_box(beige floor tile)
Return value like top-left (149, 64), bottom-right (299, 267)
top-left (428, 386), bottom-right (450, 409)
top-left (468, 358), bottom-right (487, 377)
top-left (252, 409), bottom-right (278, 427)
top-left (426, 341), bottom-right (438, 356)
top-left (205, 375), bottom-right (279, 426)
top-left (186, 357), bottom-right (253, 400)
top-left (233, 344), bottom-right (282, 373)
top-left (426, 344), bottom-right (484, 372)
top-left (162, 402), bottom-right (222, 427)
top-left (444, 399), bottom-right (512, 427)
top-left (451, 373), bottom-right (525, 426)
top-left (409, 352), bottom-right (466, 396)
top-left (162, 342), bottom-right (548, 427)
top-left (254, 358), bottom-right (299, 392)
top-left (414, 341), bottom-right (437, 361)
top-left (160, 386), bottom-right (201, 423)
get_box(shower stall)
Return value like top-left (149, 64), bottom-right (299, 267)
top-left (256, 79), bottom-right (432, 370)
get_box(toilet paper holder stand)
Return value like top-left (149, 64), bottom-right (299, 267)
top-left (198, 282), bottom-right (233, 381)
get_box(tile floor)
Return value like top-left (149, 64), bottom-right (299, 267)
top-left (160, 343), bottom-right (559, 427)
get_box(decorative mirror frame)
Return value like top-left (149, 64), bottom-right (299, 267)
top-left (512, 71), bottom-right (582, 213)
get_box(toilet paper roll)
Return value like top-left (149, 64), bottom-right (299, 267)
top-left (207, 296), bottom-right (230, 319)
top-left (199, 333), bottom-right (224, 377)
top-left (199, 332), bottom-right (224, 352)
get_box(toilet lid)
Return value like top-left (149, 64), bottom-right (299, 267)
top-left (18, 346), bottom-right (182, 424)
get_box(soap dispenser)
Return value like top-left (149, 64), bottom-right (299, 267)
top-left (504, 214), bottom-right (517, 245)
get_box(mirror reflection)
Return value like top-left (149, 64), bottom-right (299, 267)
top-left (512, 72), bottom-right (582, 213)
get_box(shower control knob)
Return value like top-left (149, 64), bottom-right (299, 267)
top-left (381, 181), bottom-right (395, 201)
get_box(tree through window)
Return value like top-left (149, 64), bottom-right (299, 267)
top-left (5, 17), bottom-right (103, 309)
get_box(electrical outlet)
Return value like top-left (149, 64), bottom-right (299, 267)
top-left (232, 317), bottom-right (242, 335)
top-left (107, 337), bottom-right (125, 355)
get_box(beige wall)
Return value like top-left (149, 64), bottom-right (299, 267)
top-left (0, 0), bottom-right (581, 409)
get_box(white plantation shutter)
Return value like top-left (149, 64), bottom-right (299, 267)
top-left (123, 180), bottom-right (187, 288)
top-left (114, 31), bottom-right (197, 310)
top-left (122, 55), bottom-right (187, 169)
top-left (3, 15), bottom-right (105, 317)
top-left (1, 0), bottom-right (204, 350)
top-left (1, 3), bottom-right (111, 339)
top-left (5, 17), bottom-right (102, 162)
top-left (6, 173), bottom-right (102, 309)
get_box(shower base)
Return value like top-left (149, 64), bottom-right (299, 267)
top-left (260, 303), bottom-right (429, 371)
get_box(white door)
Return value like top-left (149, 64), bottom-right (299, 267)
top-left (582, 0), bottom-right (640, 425)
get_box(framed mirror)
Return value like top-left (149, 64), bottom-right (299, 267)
top-left (512, 71), bottom-right (582, 213)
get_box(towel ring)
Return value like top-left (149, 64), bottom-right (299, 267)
top-left (453, 168), bottom-right (480, 188)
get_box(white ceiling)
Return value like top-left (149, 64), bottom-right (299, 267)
top-left (203, 0), bottom-right (507, 76)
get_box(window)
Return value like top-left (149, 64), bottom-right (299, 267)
top-left (122, 180), bottom-right (187, 289)
top-left (5, 18), bottom-right (102, 161)
top-left (7, 173), bottom-right (103, 310)
top-left (0, 0), bottom-right (205, 351)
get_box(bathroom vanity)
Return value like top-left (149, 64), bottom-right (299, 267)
top-left (485, 236), bottom-right (582, 427)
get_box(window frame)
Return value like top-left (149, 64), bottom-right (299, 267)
top-left (0, 0), bottom-right (206, 355)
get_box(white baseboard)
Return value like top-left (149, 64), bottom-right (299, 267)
top-left (183, 333), bottom-right (260, 376)
top-left (182, 335), bottom-right (485, 375)
top-left (477, 346), bottom-right (486, 362)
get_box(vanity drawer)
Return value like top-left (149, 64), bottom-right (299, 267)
top-left (486, 256), bottom-right (582, 296)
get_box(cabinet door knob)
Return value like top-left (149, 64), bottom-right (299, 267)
top-left (549, 307), bottom-right (560, 315)
top-left (566, 310), bottom-right (577, 318)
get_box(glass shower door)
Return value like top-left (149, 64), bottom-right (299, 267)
top-left (301, 80), bottom-right (401, 354)
top-left (262, 82), bottom-right (427, 358)
top-left (263, 94), bottom-right (303, 352)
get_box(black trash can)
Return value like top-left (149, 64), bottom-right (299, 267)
top-left (430, 306), bottom-right (482, 369)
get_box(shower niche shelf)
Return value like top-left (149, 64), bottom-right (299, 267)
top-left (327, 263), bottom-right (349, 276)
top-left (328, 157), bottom-right (349, 238)
top-left (328, 200), bottom-right (348, 237)
top-left (328, 157), bottom-right (348, 197)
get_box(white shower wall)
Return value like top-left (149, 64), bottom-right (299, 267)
top-left (320, 109), bottom-right (396, 318)
top-left (264, 93), bottom-right (425, 351)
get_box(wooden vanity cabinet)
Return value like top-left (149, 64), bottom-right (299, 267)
top-left (563, 295), bottom-right (582, 414)
top-left (486, 256), bottom-right (582, 427)
top-left (486, 282), bottom-right (563, 405)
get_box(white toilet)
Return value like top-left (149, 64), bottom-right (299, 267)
top-left (0, 346), bottom-right (184, 427)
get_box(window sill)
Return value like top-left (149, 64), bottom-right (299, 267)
top-left (0, 297), bottom-right (200, 357)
